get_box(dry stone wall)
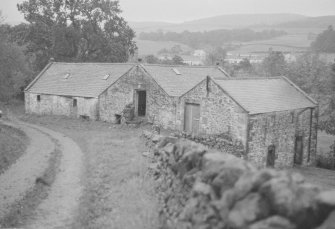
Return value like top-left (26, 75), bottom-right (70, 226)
top-left (143, 130), bottom-right (335, 229)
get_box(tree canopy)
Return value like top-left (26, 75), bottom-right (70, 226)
top-left (311, 26), bottom-right (335, 53)
top-left (16, 0), bottom-right (136, 71)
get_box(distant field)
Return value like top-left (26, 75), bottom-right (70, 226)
top-left (229, 34), bottom-right (311, 54)
top-left (135, 39), bottom-right (193, 56)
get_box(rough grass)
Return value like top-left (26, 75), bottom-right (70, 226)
top-left (21, 114), bottom-right (159, 229)
top-left (0, 124), bottom-right (29, 174)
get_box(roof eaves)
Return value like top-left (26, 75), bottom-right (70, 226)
top-left (209, 77), bottom-right (249, 114)
top-left (249, 106), bottom-right (316, 116)
top-left (24, 62), bottom-right (53, 92)
top-left (139, 64), bottom-right (171, 97)
top-left (281, 76), bottom-right (318, 105)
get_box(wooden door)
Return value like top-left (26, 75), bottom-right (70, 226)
top-left (184, 103), bottom-right (200, 135)
top-left (137, 91), bottom-right (146, 116)
top-left (294, 136), bottom-right (303, 165)
top-left (267, 145), bottom-right (276, 167)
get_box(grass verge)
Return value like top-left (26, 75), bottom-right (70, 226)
top-left (0, 123), bottom-right (29, 174)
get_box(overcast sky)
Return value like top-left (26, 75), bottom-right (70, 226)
top-left (1, 0), bottom-right (335, 24)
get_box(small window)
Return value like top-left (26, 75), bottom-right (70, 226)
top-left (73, 99), bottom-right (77, 107)
top-left (37, 95), bottom-right (41, 102)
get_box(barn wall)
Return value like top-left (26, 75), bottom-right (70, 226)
top-left (179, 79), bottom-right (248, 145)
top-left (99, 66), bottom-right (176, 129)
top-left (247, 107), bottom-right (318, 168)
top-left (24, 92), bottom-right (99, 120)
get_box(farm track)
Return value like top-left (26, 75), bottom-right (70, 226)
top-left (0, 120), bottom-right (83, 228)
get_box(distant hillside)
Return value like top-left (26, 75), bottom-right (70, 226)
top-left (130, 14), bottom-right (307, 33)
top-left (277, 16), bottom-right (335, 29)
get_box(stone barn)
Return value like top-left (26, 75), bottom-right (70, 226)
top-left (179, 76), bottom-right (318, 168)
top-left (99, 64), bottom-right (229, 126)
top-left (25, 62), bottom-right (134, 120)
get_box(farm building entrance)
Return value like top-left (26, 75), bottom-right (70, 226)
top-left (137, 91), bottom-right (146, 117)
top-left (294, 136), bottom-right (304, 165)
top-left (184, 103), bottom-right (200, 135)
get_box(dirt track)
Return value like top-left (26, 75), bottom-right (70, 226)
top-left (0, 120), bottom-right (83, 228)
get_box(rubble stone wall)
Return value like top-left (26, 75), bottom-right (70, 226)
top-left (24, 92), bottom-right (99, 120)
top-left (99, 66), bottom-right (176, 129)
top-left (178, 79), bottom-right (248, 144)
top-left (248, 107), bottom-right (318, 168)
top-left (143, 131), bottom-right (335, 229)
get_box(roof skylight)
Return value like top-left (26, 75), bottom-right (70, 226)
top-left (64, 73), bottom-right (71, 79)
top-left (172, 68), bottom-right (181, 75)
top-left (102, 74), bottom-right (110, 80)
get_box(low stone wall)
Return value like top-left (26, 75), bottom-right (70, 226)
top-left (174, 132), bottom-right (245, 158)
top-left (143, 131), bottom-right (335, 229)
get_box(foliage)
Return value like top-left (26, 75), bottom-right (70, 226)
top-left (286, 53), bottom-right (330, 94)
top-left (262, 51), bottom-right (287, 77)
top-left (311, 26), bottom-right (335, 53)
top-left (205, 47), bottom-right (226, 66)
top-left (144, 55), bottom-right (160, 64)
top-left (0, 25), bottom-right (32, 101)
top-left (16, 0), bottom-right (136, 72)
top-left (139, 29), bottom-right (287, 49)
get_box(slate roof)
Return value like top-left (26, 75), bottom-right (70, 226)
top-left (141, 64), bottom-right (229, 97)
top-left (215, 77), bottom-right (317, 114)
top-left (26, 62), bottom-right (134, 98)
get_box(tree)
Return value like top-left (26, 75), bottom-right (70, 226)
top-left (171, 55), bottom-right (184, 65)
top-left (205, 47), bottom-right (226, 66)
top-left (262, 51), bottom-right (287, 77)
top-left (145, 55), bottom-right (159, 64)
top-left (0, 22), bottom-right (32, 101)
top-left (17, 0), bottom-right (137, 71)
top-left (311, 26), bottom-right (335, 53)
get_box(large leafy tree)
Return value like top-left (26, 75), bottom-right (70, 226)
top-left (17, 0), bottom-right (136, 71)
top-left (311, 25), bottom-right (335, 53)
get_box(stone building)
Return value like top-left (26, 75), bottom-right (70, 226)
top-left (98, 64), bottom-right (229, 126)
top-left (181, 76), bottom-right (318, 168)
top-left (25, 62), bottom-right (135, 120)
top-left (25, 62), bottom-right (318, 167)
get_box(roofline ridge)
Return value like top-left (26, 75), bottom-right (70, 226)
top-left (142, 63), bottom-right (221, 69)
top-left (52, 62), bottom-right (136, 65)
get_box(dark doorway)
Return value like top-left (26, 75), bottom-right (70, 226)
top-left (184, 103), bottom-right (200, 135)
top-left (267, 145), bottom-right (276, 167)
top-left (137, 91), bottom-right (146, 116)
top-left (294, 136), bottom-right (303, 165)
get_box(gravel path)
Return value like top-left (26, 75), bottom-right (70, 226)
top-left (0, 120), bottom-right (84, 228)
top-left (24, 123), bottom-right (84, 229)
top-left (0, 121), bottom-right (55, 219)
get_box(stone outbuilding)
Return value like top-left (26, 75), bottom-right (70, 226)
top-left (180, 76), bottom-right (318, 168)
top-left (25, 62), bottom-right (135, 120)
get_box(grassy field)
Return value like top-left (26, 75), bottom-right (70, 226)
top-left (136, 39), bottom-right (193, 56)
top-left (0, 123), bottom-right (28, 174)
top-left (21, 114), bottom-right (159, 229)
